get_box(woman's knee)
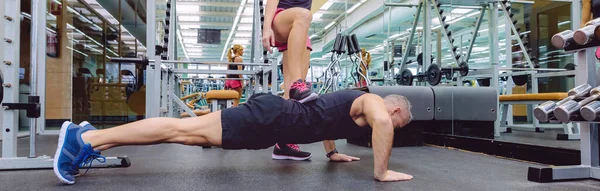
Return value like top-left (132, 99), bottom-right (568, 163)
top-left (292, 8), bottom-right (312, 28)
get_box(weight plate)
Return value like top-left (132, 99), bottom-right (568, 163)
top-left (565, 63), bottom-right (575, 70)
top-left (417, 53), bottom-right (423, 66)
top-left (427, 64), bottom-right (442, 86)
top-left (477, 78), bottom-right (490, 86)
top-left (459, 62), bottom-right (469, 76)
top-left (397, 69), bottom-right (413, 86)
top-left (512, 75), bottom-right (528, 86)
top-left (416, 53), bottom-right (434, 66)
top-left (565, 63), bottom-right (575, 77)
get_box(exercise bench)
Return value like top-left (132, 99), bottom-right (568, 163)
top-left (206, 90), bottom-right (240, 112)
top-left (498, 93), bottom-right (580, 140)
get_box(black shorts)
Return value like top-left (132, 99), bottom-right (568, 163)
top-left (220, 90), bottom-right (365, 150)
top-left (221, 93), bottom-right (283, 150)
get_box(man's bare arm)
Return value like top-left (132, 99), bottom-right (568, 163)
top-left (362, 95), bottom-right (394, 179)
top-left (323, 140), bottom-right (336, 153)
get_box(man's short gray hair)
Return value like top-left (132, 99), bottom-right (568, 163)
top-left (383, 94), bottom-right (413, 125)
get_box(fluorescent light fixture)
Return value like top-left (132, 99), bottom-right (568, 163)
top-left (180, 25), bottom-right (198, 30)
top-left (179, 16), bottom-right (200, 22)
top-left (232, 39), bottom-right (250, 44)
top-left (240, 17), bottom-right (253, 23)
top-left (313, 13), bottom-right (323, 19)
top-left (321, 2), bottom-right (333, 10)
top-left (67, 47), bottom-right (89, 57)
top-left (221, 0), bottom-right (249, 60)
top-left (177, 5), bottom-right (199, 12)
top-left (310, 34), bottom-right (318, 39)
top-left (187, 48), bottom-right (203, 52)
top-left (183, 38), bottom-right (197, 43)
top-left (182, 32), bottom-right (197, 36)
top-left (558, 20), bottom-right (571, 26)
top-left (451, 8), bottom-right (472, 14)
top-left (237, 26), bottom-right (253, 31)
top-left (346, 2), bottom-right (362, 14)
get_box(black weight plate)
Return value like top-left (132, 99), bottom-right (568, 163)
top-left (416, 53), bottom-right (434, 66)
top-left (459, 62), bottom-right (469, 76)
top-left (512, 75), bottom-right (528, 86)
top-left (565, 63), bottom-right (575, 70)
top-left (397, 69), bottom-right (413, 86)
top-left (565, 63), bottom-right (575, 77)
top-left (477, 78), bottom-right (491, 86)
top-left (427, 64), bottom-right (442, 86)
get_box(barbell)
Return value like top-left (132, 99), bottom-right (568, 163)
top-left (396, 64), bottom-right (442, 86)
top-left (441, 62), bottom-right (470, 77)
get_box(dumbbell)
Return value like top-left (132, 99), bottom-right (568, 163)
top-left (440, 62), bottom-right (469, 76)
top-left (554, 85), bottom-right (600, 123)
top-left (396, 64), bottom-right (441, 86)
top-left (551, 30), bottom-right (575, 49)
top-left (574, 18), bottom-right (600, 45)
top-left (533, 83), bottom-right (592, 122)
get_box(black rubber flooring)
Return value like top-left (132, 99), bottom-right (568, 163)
top-left (1, 135), bottom-right (599, 191)
top-left (496, 129), bottom-right (580, 150)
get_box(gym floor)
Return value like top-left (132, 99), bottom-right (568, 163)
top-left (1, 135), bottom-right (599, 191)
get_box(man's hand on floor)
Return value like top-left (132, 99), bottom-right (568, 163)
top-left (329, 153), bottom-right (360, 162)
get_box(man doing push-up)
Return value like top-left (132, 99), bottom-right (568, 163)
top-left (53, 89), bottom-right (414, 184)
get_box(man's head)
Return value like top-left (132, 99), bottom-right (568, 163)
top-left (383, 94), bottom-right (413, 128)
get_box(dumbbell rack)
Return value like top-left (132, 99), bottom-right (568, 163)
top-left (527, 50), bottom-right (600, 182)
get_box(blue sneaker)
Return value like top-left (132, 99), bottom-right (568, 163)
top-left (71, 121), bottom-right (100, 176)
top-left (53, 121), bottom-right (105, 184)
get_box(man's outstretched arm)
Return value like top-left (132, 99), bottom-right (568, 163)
top-left (322, 140), bottom-right (360, 162)
top-left (362, 95), bottom-right (413, 181)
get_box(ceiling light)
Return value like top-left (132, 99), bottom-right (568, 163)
top-left (181, 32), bottom-right (197, 36)
top-left (451, 8), bottom-right (472, 14)
top-left (179, 16), bottom-right (200, 22)
top-left (180, 25), bottom-right (198, 30)
top-left (313, 13), bottom-right (323, 19)
top-left (321, 2), bottom-right (333, 10)
top-left (240, 17), bottom-right (253, 23)
top-left (237, 26), bottom-right (253, 31)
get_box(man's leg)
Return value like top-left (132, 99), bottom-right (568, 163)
top-left (272, 8), bottom-right (316, 102)
top-left (82, 112), bottom-right (223, 150)
top-left (54, 112), bottom-right (223, 184)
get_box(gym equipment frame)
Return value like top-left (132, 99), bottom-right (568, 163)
top-left (0, 0), bottom-right (130, 170)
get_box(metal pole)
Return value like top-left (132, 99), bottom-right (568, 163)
top-left (2, 0), bottom-right (21, 158)
top-left (465, 9), bottom-right (486, 62)
top-left (168, 0), bottom-right (176, 61)
top-left (431, 0), bottom-right (459, 66)
top-left (29, 0), bottom-right (47, 157)
top-left (572, 0), bottom-right (581, 68)
top-left (423, 0), bottom-right (431, 76)
top-left (146, 0), bottom-right (157, 118)
top-left (400, 2), bottom-right (423, 71)
top-left (505, 10), bottom-right (514, 127)
top-left (489, 2), bottom-right (500, 137)
top-left (500, 3), bottom-right (533, 68)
